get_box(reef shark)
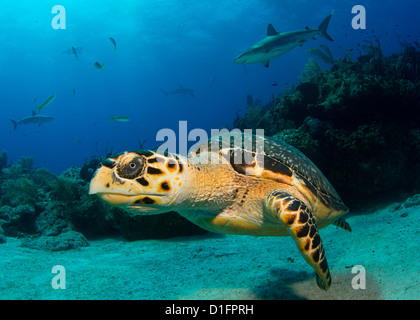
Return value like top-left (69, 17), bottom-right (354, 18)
top-left (234, 11), bottom-right (334, 67)
top-left (10, 111), bottom-right (54, 130)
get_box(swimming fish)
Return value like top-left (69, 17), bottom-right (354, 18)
top-left (94, 62), bottom-right (104, 70)
top-left (71, 46), bottom-right (79, 60)
top-left (234, 11), bottom-right (334, 67)
top-left (111, 116), bottom-right (130, 122)
top-left (35, 94), bottom-right (56, 112)
top-left (62, 47), bottom-right (83, 56)
top-left (109, 37), bottom-right (117, 51)
top-left (10, 111), bottom-right (54, 130)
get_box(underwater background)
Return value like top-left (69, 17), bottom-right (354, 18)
top-left (0, 0), bottom-right (419, 300)
top-left (1, 0), bottom-right (418, 173)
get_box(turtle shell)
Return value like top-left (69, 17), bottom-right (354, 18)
top-left (189, 131), bottom-right (348, 214)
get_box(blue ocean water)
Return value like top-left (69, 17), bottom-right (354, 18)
top-left (1, 0), bottom-right (417, 174)
top-left (1, 0), bottom-right (420, 302)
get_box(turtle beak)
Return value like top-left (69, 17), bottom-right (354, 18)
top-left (89, 164), bottom-right (140, 206)
top-left (89, 165), bottom-right (112, 195)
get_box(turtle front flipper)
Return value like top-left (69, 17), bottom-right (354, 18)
top-left (266, 190), bottom-right (331, 290)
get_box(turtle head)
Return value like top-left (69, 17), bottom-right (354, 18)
top-left (89, 151), bottom-right (186, 214)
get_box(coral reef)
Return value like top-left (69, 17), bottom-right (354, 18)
top-left (300, 58), bottom-right (322, 82)
top-left (0, 204), bottom-right (38, 236)
top-left (0, 150), bottom-right (8, 172)
top-left (80, 158), bottom-right (102, 182)
top-left (234, 44), bottom-right (420, 207)
top-left (16, 156), bottom-right (34, 174)
top-left (21, 231), bottom-right (89, 251)
top-left (399, 194), bottom-right (420, 209)
top-left (306, 44), bottom-right (334, 64)
top-left (0, 178), bottom-right (39, 207)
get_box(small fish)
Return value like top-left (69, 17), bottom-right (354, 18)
top-left (33, 98), bottom-right (36, 103)
top-left (35, 94), bottom-right (56, 112)
top-left (73, 88), bottom-right (76, 96)
top-left (94, 62), bottom-right (104, 70)
top-left (63, 47), bottom-right (83, 55)
top-left (415, 41), bottom-right (420, 48)
top-left (110, 116), bottom-right (130, 122)
top-left (71, 46), bottom-right (79, 60)
top-left (109, 37), bottom-right (117, 51)
top-left (271, 82), bottom-right (279, 87)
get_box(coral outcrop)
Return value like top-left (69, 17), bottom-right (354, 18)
top-left (21, 231), bottom-right (89, 251)
top-left (234, 44), bottom-right (420, 207)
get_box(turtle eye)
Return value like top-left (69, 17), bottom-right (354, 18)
top-left (117, 156), bottom-right (145, 179)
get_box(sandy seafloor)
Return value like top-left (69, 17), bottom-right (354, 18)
top-left (0, 201), bottom-right (418, 300)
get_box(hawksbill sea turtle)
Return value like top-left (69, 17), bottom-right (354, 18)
top-left (89, 132), bottom-right (350, 290)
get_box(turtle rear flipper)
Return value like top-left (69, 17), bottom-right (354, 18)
top-left (333, 217), bottom-right (352, 232)
top-left (266, 190), bottom-right (331, 290)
